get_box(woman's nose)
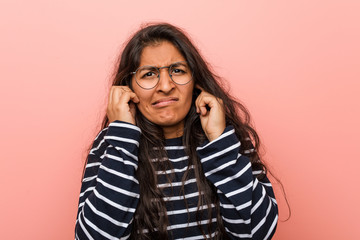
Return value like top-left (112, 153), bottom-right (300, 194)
top-left (156, 68), bottom-right (175, 92)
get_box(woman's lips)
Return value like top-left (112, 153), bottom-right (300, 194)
top-left (152, 97), bottom-right (179, 107)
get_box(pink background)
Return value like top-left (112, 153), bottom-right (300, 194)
top-left (1, 0), bottom-right (359, 239)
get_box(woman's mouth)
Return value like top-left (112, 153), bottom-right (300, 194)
top-left (152, 97), bottom-right (179, 107)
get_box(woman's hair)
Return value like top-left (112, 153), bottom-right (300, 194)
top-left (97, 23), bottom-right (268, 239)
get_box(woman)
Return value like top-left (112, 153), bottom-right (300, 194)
top-left (75, 23), bottom-right (278, 239)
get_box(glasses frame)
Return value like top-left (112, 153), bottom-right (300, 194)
top-left (130, 61), bottom-right (193, 90)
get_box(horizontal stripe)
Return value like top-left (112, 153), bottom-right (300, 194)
top-left (214, 162), bottom-right (251, 187)
top-left (93, 189), bottom-right (136, 213)
top-left (235, 200), bottom-right (252, 211)
top-left (83, 214), bottom-right (118, 240)
top-left (157, 178), bottom-right (197, 188)
top-left (100, 165), bottom-right (138, 184)
top-left (156, 165), bottom-right (193, 175)
top-left (82, 175), bottom-right (97, 182)
top-left (97, 178), bottom-right (139, 198)
top-left (180, 231), bottom-right (217, 240)
top-left (90, 139), bottom-right (107, 155)
top-left (220, 199), bottom-right (252, 211)
top-left (244, 148), bottom-right (255, 154)
top-left (167, 218), bottom-right (217, 231)
top-left (222, 215), bottom-right (250, 224)
top-left (197, 128), bottom-right (235, 150)
top-left (169, 156), bottom-right (189, 163)
top-left (163, 191), bottom-right (201, 201)
top-left (150, 157), bottom-right (167, 162)
top-left (200, 142), bottom-right (240, 163)
top-left (225, 226), bottom-right (251, 238)
top-left (219, 203), bottom-right (235, 209)
top-left (226, 181), bottom-right (252, 197)
top-left (153, 146), bottom-right (186, 150)
top-left (104, 135), bottom-right (139, 147)
top-left (86, 199), bottom-right (129, 227)
top-left (79, 186), bottom-right (95, 198)
top-left (252, 170), bottom-right (265, 175)
top-left (86, 162), bottom-right (101, 168)
top-left (102, 153), bottom-right (137, 169)
top-left (205, 158), bottom-right (238, 177)
top-left (151, 156), bottom-right (188, 163)
top-left (108, 122), bottom-right (141, 132)
top-left (112, 146), bottom-right (138, 161)
top-left (167, 204), bottom-right (215, 216)
top-left (164, 146), bottom-right (186, 150)
top-left (141, 218), bottom-right (217, 233)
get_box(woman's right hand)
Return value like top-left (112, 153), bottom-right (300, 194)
top-left (107, 86), bottom-right (140, 125)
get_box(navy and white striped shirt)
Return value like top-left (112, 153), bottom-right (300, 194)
top-left (75, 121), bottom-right (278, 239)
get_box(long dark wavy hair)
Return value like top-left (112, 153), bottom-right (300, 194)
top-left (89, 23), bottom-right (272, 239)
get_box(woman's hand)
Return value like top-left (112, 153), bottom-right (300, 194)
top-left (195, 86), bottom-right (226, 142)
top-left (107, 86), bottom-right (140, 125)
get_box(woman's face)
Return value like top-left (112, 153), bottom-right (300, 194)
top-left (131, 41), bottom-right (194, 138)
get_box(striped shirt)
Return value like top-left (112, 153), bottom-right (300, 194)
top-left (75, 121), bottom-right (278, 239)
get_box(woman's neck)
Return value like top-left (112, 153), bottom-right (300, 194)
top-left (162, 122), bottom-right (184, 139)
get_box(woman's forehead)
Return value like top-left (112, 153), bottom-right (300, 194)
top-left (139, 41), bottom-right (185, 67)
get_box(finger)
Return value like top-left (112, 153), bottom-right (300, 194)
top-left (196, 92), bottom-right (212, 115)
top-left (195, 84), bottom-right (204, 92)
top-left (117, 90), bottom-right (133, 106)
top-left (112, 86), bottom-right (137, 105)
top-left (199, 106), bottom-right (208, 116)
top-left (119, 86), bottom-right (132, 93)
top-left (196, 94), bottom-right (209, 116)
top-left (195, 91), bottom-right (202, 114)
top-left (116, 90), bottom-right (140, 108)
top-left (129, 92), bottom-right (140, 104)
top-left (199, 94), bottom-right (222, 116)
top-left (111, 86), bottom-right (123, 106)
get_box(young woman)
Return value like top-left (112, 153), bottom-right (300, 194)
top-left (75, 23), bottom-right (278, 240)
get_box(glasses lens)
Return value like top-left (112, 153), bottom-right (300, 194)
top-left (169, 62), bottom-right (192, 85)
top-left (135, 66), bottom-right (159, 89)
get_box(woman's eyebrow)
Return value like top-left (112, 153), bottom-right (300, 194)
top-left (139, 61), bottom-right (186, 68)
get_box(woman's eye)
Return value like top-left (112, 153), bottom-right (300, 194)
top-left (142, 71), bottom-right (156, 78)
top-left (172, 68), bottom-right (185, 74)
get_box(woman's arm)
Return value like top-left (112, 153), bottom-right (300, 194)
top-left (75, 121), bottom-right (141, 240)
top-left (196, 126), bottom-right (278, 240)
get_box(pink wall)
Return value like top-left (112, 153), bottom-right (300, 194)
top-left (1, 0), bottom-right (359, 239)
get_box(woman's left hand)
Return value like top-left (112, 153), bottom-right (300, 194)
top-left (195, 85), bottom-right (226, 142)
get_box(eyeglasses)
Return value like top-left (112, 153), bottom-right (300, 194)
top-left (130, 61), bottom-right (193, 90)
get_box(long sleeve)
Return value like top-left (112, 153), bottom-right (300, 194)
top-left (196, 126), bottom-right (278, 240)
top-left (75, 121), bottom-right (141, 240)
